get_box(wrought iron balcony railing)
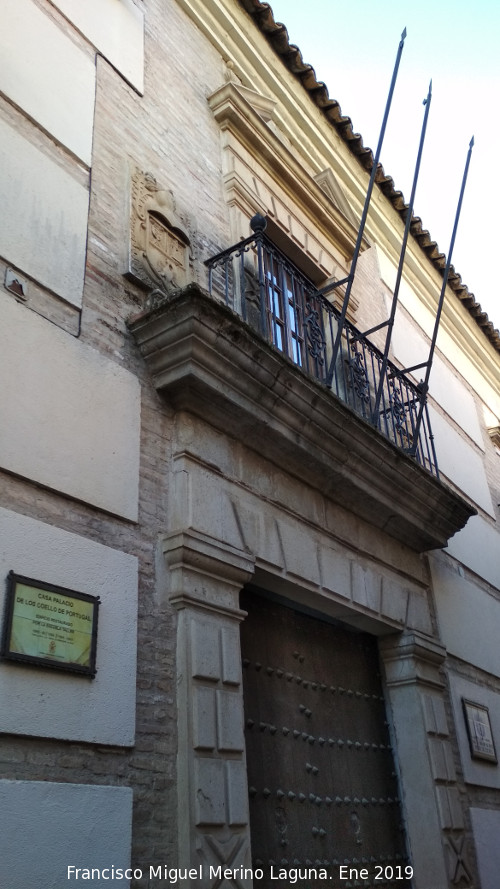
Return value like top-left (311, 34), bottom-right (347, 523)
top-left (205, 227), bottom-right (439, 477)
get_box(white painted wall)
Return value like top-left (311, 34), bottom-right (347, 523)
top-left (50, 0), bottom-right (145, 94)
top-left (0, 780), bottom-right (133, 889)
top-left (381, 289), bottom-right (484, 449)
top-left (428, 409), bottom-right (494, 516)
top-left (1, 0), bottom-right (96, 164)
top-left (0, 117), bottom-right (89, 307)
top-left (446, 516), bottom-right (500, 591)
top-left (431, 352), bottom-right (484, 449)
top-left (0, 298), bottom-right (140, 521)
top-left (0, 507), bottom-right (138, 745)
top-left (448, 674), bottom-right (500, 790)
top-left (470, 808), bottom-right (500, 889)
top-left (429, 552), bottom-right (500, 680)
top-left (377, 246), bottom-right (500, 422)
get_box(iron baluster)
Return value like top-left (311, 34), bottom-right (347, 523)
top-left (391, 379), bottom-right (406, 433)
top-left (224, 253), bottom-right (230, 307)
top-left (425, 403), bottom-right (439, 478)
top-left (238, 244), bottom-right (246, 321)
top-left (305, 290), bottom-right (326, 378)
top-left (254, 236), bottom-right (266, 339)
top-left (348, 338), bottom-right (371, 408)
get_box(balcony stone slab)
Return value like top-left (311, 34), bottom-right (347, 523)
top-left (129, 285), bottom-right (476, 552)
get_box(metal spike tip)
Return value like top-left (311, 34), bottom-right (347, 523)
top-left (470, 135), bottom-right (475, 148)
top-left (401, 27), bottom-right (407, 40)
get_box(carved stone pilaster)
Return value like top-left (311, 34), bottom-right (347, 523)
top-left (380, 633), bottom-right (472, 888)
top-left (164, 530), bottom-right (255, 888)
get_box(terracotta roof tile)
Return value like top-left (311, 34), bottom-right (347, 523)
top-left (239, 0), bottom-right (500, 352)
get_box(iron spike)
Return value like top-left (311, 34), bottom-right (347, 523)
top-left (326, 28), bottom-right (407, 386)
top-left (409, 135), bottom-right (475, 456)
top-left (369, 78), bottom-right (433, 427)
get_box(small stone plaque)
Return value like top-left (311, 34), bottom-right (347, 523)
top-left (462, 698), bottom-right (497, 763)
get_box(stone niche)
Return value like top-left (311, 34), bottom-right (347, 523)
top-left (127, 168), bottom-right (191, 292)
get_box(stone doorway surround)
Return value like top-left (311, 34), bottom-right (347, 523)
top-left (131, 286), bottom-right (476, 889)
top-left (163, 528), bottom-right (474, 889)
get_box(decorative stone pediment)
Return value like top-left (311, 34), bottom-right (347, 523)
top-left (127, 168), bottom-right (191, 292)
top-left (314, 167), bottom-right (357, 227)
top-left (207, 80), bottom-right (363, 295)
top-left (223, 60), bottom-right (277, 123)
top-left (232, 83), bottom-right (277, 122)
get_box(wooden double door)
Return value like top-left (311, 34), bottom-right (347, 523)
top-left (240, 591), bottom-right (411, 889)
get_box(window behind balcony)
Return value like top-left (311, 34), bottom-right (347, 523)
top-left (257, 237), bottom-right (330, 384)
top-left (263, 243), bottom-right (306, 367)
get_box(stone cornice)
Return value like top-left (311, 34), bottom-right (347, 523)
top-left (164, 528), bottom-right (255, 586)
top-left (129, 285), bottom-right (476, 553)
top-left (164, 529), bottom-right (254, 617)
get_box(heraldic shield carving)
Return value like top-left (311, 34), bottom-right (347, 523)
top-left (128, 168), bottom-right (191, 291)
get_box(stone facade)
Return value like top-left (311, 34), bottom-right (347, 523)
top-left (0, 2), bottom-right (499, 889)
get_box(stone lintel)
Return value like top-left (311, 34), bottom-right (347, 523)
top-left (380, 631), bottom-right (447, 689)
top-left (130, 285), bottom-right (476, 553)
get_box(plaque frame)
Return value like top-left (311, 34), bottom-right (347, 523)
top-left (1, 571), bottom-right (99, 677)
top-left (462, 698), bottom-right (497, 764)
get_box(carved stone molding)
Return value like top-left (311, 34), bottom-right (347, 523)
top-left (127, 168), bottom-right (191, 292)
top-left (488, 424), bottom-right (500, 449)
top-left (228, 79), bottom-right (277, 124)
top-left (380, 631), bottom-right (446, 690)
top-left (444, 834), bottom-right (473, 886)
top-left (314, 168), bottom-right (357, 227)
top-left (198, 833), bottom-right (251, 889)
top-left (164, 528), bottom-right (255, 618)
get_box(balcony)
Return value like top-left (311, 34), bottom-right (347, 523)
top-left (206, 222), bottom-right (438, 477)
top-left (129, 229), bottom-right (475, 552)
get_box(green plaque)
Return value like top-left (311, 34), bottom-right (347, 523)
top-left (2, 572), bottom-right (99, 677)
